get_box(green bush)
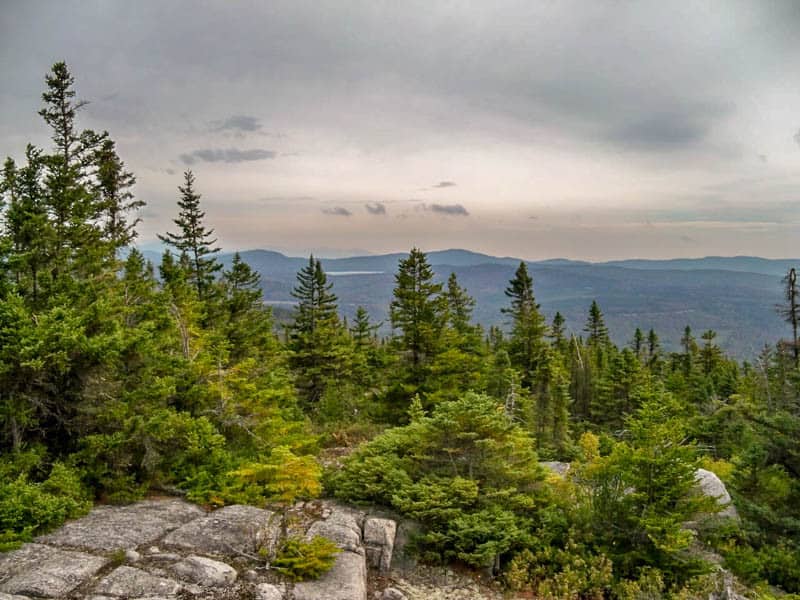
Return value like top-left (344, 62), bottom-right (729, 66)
top-left (272, 536), bottom-right (340, 581)
top-left (328, 392), bottom-right (552, 569)
top-left (724, 540), bottom-right (800, 593)
top-left (76, 408), bottom-right (235, 504)
top-left (0, 461), bottom-right (91, 551)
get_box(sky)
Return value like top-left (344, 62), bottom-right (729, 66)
top-left (1, 1), bottom-right (800, 260)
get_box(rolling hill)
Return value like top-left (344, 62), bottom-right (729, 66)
top-left (181, 248), bottom-right (795, 359)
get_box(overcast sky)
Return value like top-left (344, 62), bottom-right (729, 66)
top-left (2, 1), bottom-right (800, 259)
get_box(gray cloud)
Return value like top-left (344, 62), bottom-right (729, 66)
top-left (433, 181), bottom-right (456, 188)
top-left (365, 202), bottom-right (386, 215)
top-left (180, 148), bottom-right (276, 165)
top-left (604, 105), bottom-right (728, 151)
top-left (4, 2), bottom-right (800, 260)
top-left (427, 203), bottom-right (469, 216)
top-left (322, 206), bottom-right (353, 217)
top-left (214, 115), bottom-right (262, 133)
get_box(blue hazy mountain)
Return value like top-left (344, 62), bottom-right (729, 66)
top-left (141, 247), bottom-right (793, 359)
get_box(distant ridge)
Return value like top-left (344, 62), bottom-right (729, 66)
top-left (137, 245), bottom-right (797, 358)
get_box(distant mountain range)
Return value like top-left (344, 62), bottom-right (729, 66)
top-left (139, 248), bottom-right (796, 359)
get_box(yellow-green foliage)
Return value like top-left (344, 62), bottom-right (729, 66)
top-left (226, 445), bottom-right (321, 506)
top-left (505, 545), bottom-right (613, 599)
top-left (272, 536), bottom-right (340, 581)
top-left (699, 457), bottom-right (734, 482)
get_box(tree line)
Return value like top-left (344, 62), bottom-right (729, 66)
top-left (1, 63), bottom-right (798, 597)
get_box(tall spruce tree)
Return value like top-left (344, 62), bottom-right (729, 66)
top-left (222, 252), bottom-right (271, 361)
top-left (777, 267), bottom-right (800, 368)
top-left (680, 325), bottom-right (697, 376)
top-left (550, 311), bottom-right (567, 350)
top-left (390, 248), bottom-right (445, 374)
top-left (502, 261), bottom-right (547, 388)
top-left (159, 171), bottom-right (221, 299)
top-left (38, 62), bottom-right (106, 278)
top-left (93, 138), bottom-right (141, 251)
top-left (1, 148), bottom-right (52, 304)
top-left (351, 306), bottom-right (379, 346)
top-left (288, 256), bottom-right (344, 406)
top-left (444, 272), bottom-right (476, 337)
top-left (584, 300), bottom-right (609, 347)
top-left (647, 328), bottom-right (661, 369)
top-left (631, 327), bottom-right (645, 359)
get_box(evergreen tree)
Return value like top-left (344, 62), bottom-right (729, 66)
top-left (350, 306), bottom-right (379, 346)
top-left (530, 348), bottom-right (572, 456)
top-left (550, 311), bottom-right (567, 351)
top-left (1, 148), bottom-right (52, 304)
top-left (159, 171), bottom-right (221, 299)
top-left (581, 396), bottom-right (716, 584)
top-left (777, 267), bottom-right (800, 368)
top-left (444, 272), bottom-right (477, 338)
top-left (222, 253), bottom-right (272, 361)
top-left (647, 329), bottom-right (661, 369)
top-left (584, 300), bottom-right (609, 347)
top-left (290, 256), bottom-right (338, 336)
top-left (93, 138), bottom-right (141, 251)
top-left (593, 347), bottom-right (649, 430)
top-left (390, 248), bottom-right (444, 375)
top-left (631, 327), bottom-right (645, 359)
top-left (700, 329), bottom-right (722, 376)
top-left (680, 325), bottom-right (697, 376)
top-left (348, 306), bottom-right (383, 389)
top-left (38, 62), bottom-right (106, 278)
top-left (288, 256), bottom-right (345, 406)
top-left (502, 261), bottom-right (547, 388)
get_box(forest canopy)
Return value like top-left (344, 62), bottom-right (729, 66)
top-left (0, 63), bottom-right (798, 598)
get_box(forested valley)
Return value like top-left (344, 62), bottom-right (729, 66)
top-left (1, 64), bottom-right (798, 599)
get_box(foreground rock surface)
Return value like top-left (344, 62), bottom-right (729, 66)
top-left (0, 543), bottom-right (108, 598)
top-left (0, 498), bottom-right (407, 600)
top-left (293, 549), bottom-right (367, 600)
top-left (39, 499), bottom-right (203, 553)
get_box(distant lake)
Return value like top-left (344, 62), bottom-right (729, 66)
top-left (327, 271), bottom-right (385, 276)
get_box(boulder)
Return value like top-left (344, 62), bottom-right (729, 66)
top-left (363, 517), bottom-right (397, 572)
top-left (306, 504), bottom-right (364, 554)
top-left (381, 587), bottom-right (408, 600)
top-left (170, 555), bottom-right (237, 587)
top-left (93, 565), bottom-right (182, 597)
top-left (163, 504), bottom-right (279, 557)
top-left (293, 550), bottom-right (367, 600)
top-left (0, 543), bottom-right (108, 598)
top-left (255, 582), bottom-right (286, 600)
top-left (695, 468), bottom-right (738, 519)
top-left (38, 499), bottom-right (203, 553)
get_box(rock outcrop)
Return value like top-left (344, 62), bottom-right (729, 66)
top-left (0, 499), bottom-right (399, 600)
top-left (695, 468), bottom-right (739, 519)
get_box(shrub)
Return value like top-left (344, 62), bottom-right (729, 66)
top-left (272, 536), bottom-right (340, 581)
top-left (328, 392), bottom-right (552, 570)
top-left (0, 461), bottom-right (91, 551)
